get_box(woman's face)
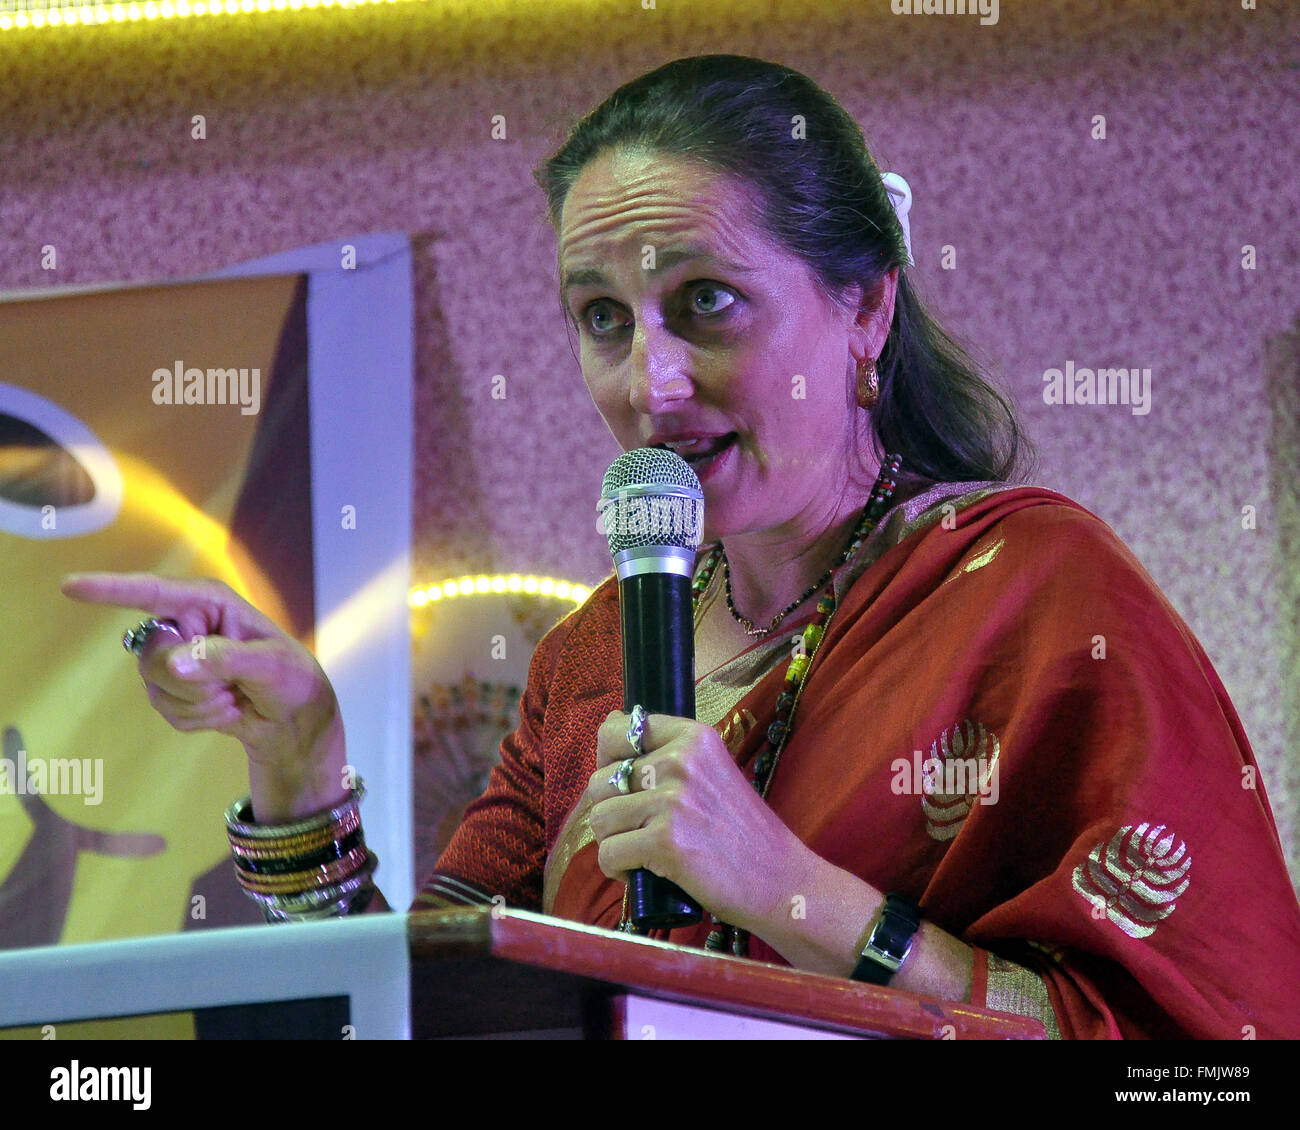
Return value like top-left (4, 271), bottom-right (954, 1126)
top-left (558, 148), bottom-right (887, 544)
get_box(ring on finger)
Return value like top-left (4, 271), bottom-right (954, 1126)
top-left (608, 757), bottom-right (636, 796)
top-left (123, 618), bottom-right (183, 657)
top-left (625, 703), bottom-right (647, 756)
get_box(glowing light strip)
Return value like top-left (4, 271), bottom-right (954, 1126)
top-left (0, 0), bottom-right (413, 32)
top-left (409, 574), bottom-right (593, 609)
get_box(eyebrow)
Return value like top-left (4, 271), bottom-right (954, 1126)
top-left (560, 245), bottom-right (756, 310)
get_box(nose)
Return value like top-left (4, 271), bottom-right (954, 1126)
top-left (626, 318), bottom-right (693, 415)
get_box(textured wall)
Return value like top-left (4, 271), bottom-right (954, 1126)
top-left (2, 0), bottom-right (1297, 883)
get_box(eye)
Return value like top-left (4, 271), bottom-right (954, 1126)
top-left (686, 282), bottom-right (737, 317)
top-left (578, 300), bottom-right (630, 339)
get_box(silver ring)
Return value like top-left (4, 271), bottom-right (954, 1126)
top-left (122, 618), bottom-right (183, 657)
top-left (625, 704), bottom-right (647, 756)
top-left (608, 757), bottom-right (636, 796)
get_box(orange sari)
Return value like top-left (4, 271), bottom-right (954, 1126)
top-left (419, 482), bottom-right (1300, 1039)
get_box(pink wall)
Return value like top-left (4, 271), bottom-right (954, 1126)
top-left (2, 0), bottom-right (1297, 879)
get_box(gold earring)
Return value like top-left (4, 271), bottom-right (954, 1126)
top-left (856, 358), bottom-right (879, 409)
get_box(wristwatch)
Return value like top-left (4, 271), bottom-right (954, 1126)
top-left (850, 892), bottom-right (922, 985)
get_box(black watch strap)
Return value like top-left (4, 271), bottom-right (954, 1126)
top-left (850, 892), bottom-right (922, 985)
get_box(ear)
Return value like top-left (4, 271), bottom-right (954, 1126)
top-left (849, 267), bottom-right (900, 366)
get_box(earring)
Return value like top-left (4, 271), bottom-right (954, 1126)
top-left (856, 357), bottom-right (880, 410)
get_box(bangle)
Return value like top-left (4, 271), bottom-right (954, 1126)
top-left (254, 853), bottom-right (380, 922)
top-left (850, 892), bottom-right (922, 986)
top-left (227, 808), bottom-right (363, 856)
top-left (231, 826), bottom-right (366, 874)
top-left (235, 845), bottom-right (371, 895)
top-left (260, 882), bottom-right (378, 923)
top-left (224, 781), bottom-right (365, 841)
top-left (225, 780), bottom-right (377, 922)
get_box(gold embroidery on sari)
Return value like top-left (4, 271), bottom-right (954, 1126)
top-left (986, 952), bottom-right (1063, 1039)
top-left (941, 535), bottom-right (1006, 586)
top-left (961, 536), bottom-right (1005, 572)
top-left (695, 642), bottom-right (790, 729)
top-left (921, 719), bottom-right (1001, 842)
top-left (719, 708), bottom-right (759, 755)
top-left (1071, 822), bottom-right (1191, 939)
top-left (894, 484), bottom-right (1008, 541)
top-left (542, 794), bottom-right (598, 916)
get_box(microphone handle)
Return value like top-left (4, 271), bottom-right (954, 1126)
top-left (619, 570), bottom-right (704, 930)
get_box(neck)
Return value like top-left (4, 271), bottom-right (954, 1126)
top-left (719, 481), bottom-right (890, 631)
top-left (714, 460), bottom-right (930, 630)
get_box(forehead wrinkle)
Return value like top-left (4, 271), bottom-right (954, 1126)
top-left (560, 149), bottom-right (762, 246)
top-left (562, 193), bottom-right (710, 258)
top-left (560, 197), bottom-right (763, 308)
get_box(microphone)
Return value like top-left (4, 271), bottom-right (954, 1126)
top-left (598, 447), bottom-right (705, 930)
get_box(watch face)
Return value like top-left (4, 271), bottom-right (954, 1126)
top-left (877, 907), bottom-right (920, 962)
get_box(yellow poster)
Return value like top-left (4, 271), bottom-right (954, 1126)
top-left (0, 272), bottom-right (314, 948)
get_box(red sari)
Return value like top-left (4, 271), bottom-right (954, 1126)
top-left (418, 484), bottom-right (1300, 1039)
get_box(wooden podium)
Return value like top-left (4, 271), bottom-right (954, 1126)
top-left (409, 907), bottom-right (1044, 1040)
top-left (0, 907), bottom-right (1045, 1040)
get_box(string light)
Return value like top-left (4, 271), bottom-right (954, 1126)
top-left (408, 574), bottom-right (592, 610)
top-left (0, 0), bottom-right (424, 30)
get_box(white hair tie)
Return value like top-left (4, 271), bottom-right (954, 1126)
top-left (880, 171), bottom-right (914, 266)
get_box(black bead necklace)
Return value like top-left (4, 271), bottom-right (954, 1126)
top-left (721, 456), bottom-right (904, 637)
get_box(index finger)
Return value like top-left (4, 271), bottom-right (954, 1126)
top-left (61, 572), bottom-right (222, 618)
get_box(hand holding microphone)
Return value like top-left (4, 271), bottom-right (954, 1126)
top-left (596, 447), bottom-right (705, 929)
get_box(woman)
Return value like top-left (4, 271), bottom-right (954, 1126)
top-left (64, 55), bottom-right (1300, 1038)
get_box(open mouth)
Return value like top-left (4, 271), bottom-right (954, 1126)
top-left (659, 433), bottom-right (738, 472)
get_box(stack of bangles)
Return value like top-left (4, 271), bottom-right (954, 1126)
top-left (224, 781), bottom-right (378, 923)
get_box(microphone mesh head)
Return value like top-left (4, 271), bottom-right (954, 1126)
top-left (599, 447), bottom-right (705, 554)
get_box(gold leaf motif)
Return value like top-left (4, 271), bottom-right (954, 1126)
top-left (941, 536), bottom-right (1005, 586)
top-left (1071, 822), bottom-right (1192, 939)
top-left (922, 719), bottom-right (1001, 842)
top-left (718, 708), bottom-right (757, 756)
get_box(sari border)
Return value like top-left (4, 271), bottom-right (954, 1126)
top-left (986, 951), bottom-right (1063, 1040)
top-left (543, 793), bottom-right (597, 916)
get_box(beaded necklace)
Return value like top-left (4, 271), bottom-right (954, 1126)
top-left (615, 453), bottom-right (904, 955)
